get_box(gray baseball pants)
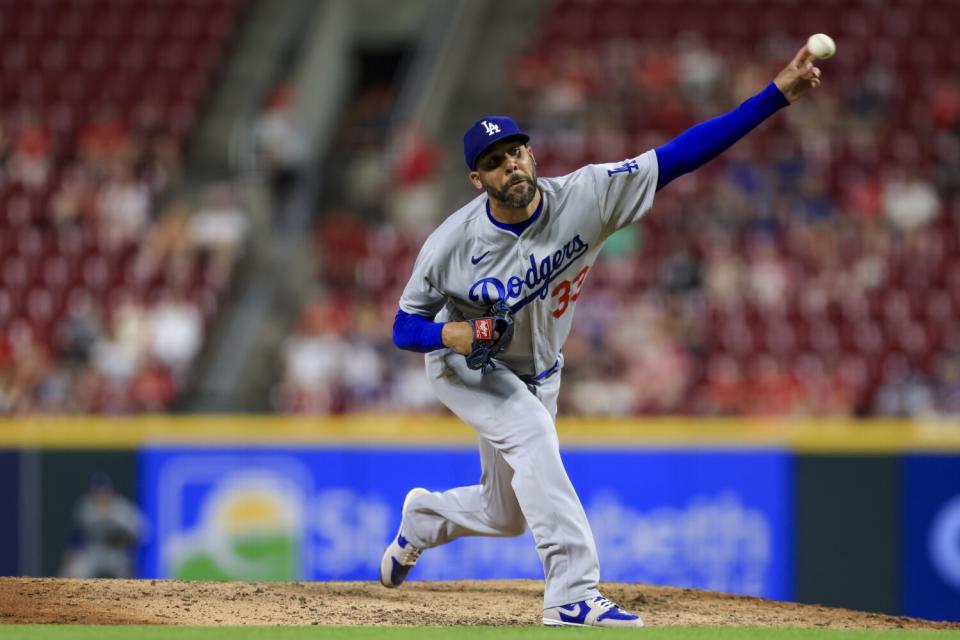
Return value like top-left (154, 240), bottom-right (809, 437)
top-left (402, 349), bottom-right (600, 609)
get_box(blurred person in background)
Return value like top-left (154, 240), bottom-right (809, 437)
top-left (146, 288), bottom-right (204, 379)
top-left (96, 161), bottom-right (152, 248)
top-left (77, 104), bottom-right (129, 174)
top-left (881, 164), bottom-right (941, 236)
top-left (255, 83), bottom-right (307, 206)
top-left (60, 472), bottom-right (145, 579)
top-left (699, 355), bottom-right (747, 415)
top-left (9, 105), bottom-right (53, 190)
top-left (130, 100), bottom-right (182, 193)
top-left (385, 122), bottom-right (443, 234)
top-left (50, 163), bottom-right (99, 229)
top-left (273, 298), bottom-right (350, 413)
top-left (872, 353), bottom-right (935, 418)
top-left (933, 352), bottom-right (960, 415)
top-left (188, 184), bottom-right (250, 263)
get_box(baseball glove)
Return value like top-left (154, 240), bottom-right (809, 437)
top-left (465, 300), bottom-right (514, 372)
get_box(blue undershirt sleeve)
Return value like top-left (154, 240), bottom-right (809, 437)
top-left (393, 308), bottom-right (445, 353)
top-left (654, 82), bottom-right (790, 191)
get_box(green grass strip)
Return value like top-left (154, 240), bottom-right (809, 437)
top-left (1, 627), bottom-right (959, 640)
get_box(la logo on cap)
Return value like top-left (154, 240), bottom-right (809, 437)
top-left (481, 120), bottom-right (501, 136)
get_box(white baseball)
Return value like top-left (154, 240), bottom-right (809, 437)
top-left (807, 33), bottom-right (836, 59)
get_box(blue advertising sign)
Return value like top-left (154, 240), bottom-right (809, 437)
top-left (903, 454), bottom-right (960, 621)
top-left (0, 450), bottom-right (20, 575)
top-left (139, 447), bottom-right (791, 599)
top-left (565, 450), bottom-right (792, 599)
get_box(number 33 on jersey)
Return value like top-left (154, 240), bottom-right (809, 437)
top-left (399, 150), bottom-right (659, 378)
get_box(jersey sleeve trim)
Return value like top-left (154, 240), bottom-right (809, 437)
top-left (393, 308), bottom-right (445, 352)
top-left (592, 150), bottom-right (659, 236)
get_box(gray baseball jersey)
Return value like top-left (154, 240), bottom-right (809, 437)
top-left (397, 149), bottom-right (658, 608)
top-left (399, 150), bottom-right (659, 378)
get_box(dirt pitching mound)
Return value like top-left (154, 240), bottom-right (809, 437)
top-left (1, 577), bottom-right (957, 629)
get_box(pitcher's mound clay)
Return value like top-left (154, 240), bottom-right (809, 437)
top-left (1, 577), bottom-right (957, 628)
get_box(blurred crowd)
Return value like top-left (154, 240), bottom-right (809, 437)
top-left (0, 0), bottom-right (245, 413)
top-left (4, 1), bottom-right (956, 419)
top-left (0, 102), bottom-right (248, 412)
top-left (275, 1), bottom-right (960, 418)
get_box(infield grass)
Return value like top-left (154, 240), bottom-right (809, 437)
top-left (1, 627), bottom-right (959, 640)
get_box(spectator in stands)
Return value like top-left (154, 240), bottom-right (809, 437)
top-left (699, 355), bottom-right (747, 415)
top-left (610, 296), bottom-right (692, 413)
top-left (141, 201), bottom-right (196, 275)
top-left (840, 166), bottom-right (883, 218)
top-left (130, 101), bottom-right (182, 193)
top-left (881, 165), bottom-right (941, 233)
top-left (931, 79), bottom-right (960, 132)
top-left (78, 104), bottom-right (130, 172)
top-left (130, 360), bottom-right (176, 412)
top-left (932, 352), bottom-right (960, 416)
top-left (746, 237), bottom-right (790, 310)
top-left (146, 289), bottom-right (204, 378)
top-left (0, 370), bottom-right (18, 413)
top-left (341, 298), bottom-right (391, 408)
top-left (92, 294), bottom-right (148, 393)
top-left (255, 83), bottom-right (307, 206)
top-left (9, 106), bottom-right (53, 190)
top-left (3, 320), bottom-right (54, 414)
top-left (57, 292), bottom-right (105, 365)
top-left (872, 353), bottom-right (935, 417)
top-left (50, 164), bottom-right (99, 229)
top-left (746, 354), bottom-right (803, 416)
top-left (97, 162), bottom-right (152, 247)
top-left (274, 299), bottom-right (350, 413)
top-left (792, 353), bottom-right (856, 417)
top-left (703, 245), bottom-right (746, 309)
top-left (677, 32), bottom-right (725, 109)
top-left (848, 63), bottom-right (893, 122)
top-left (386, 122), bottom-right (442, 233)
top-left (189, 184), bottom-right (249, 264)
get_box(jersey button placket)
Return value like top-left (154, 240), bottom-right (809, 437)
top-left (514, 237), bottom-right (540, 375)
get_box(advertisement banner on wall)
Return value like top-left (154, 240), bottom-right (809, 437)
top-left (903, 454), bottom-right (960, 621)
top-left (139, 447), bottom-right (791, 599)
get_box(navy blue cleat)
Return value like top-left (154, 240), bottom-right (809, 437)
top-left (543, 595), bottom-right (644, 628)
top-left (379, 487), bottom-right (429, 588)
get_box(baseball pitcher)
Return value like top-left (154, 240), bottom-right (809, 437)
top-left (381, 43), bottom-right (824, 627)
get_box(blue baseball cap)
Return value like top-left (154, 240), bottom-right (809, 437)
top-left (463, 116), bottom-right (530, 170)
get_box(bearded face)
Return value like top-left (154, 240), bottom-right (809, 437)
top-left (482, 171), bottom-right (537, 209)
top-left (471, 140), bottom-right (539, 211)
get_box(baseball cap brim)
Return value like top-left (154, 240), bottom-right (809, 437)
top-left (470, 133), bottom-right (530, 170)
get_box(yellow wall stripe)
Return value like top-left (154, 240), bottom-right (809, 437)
top-left (1, 415), bottom-right (959, 452)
